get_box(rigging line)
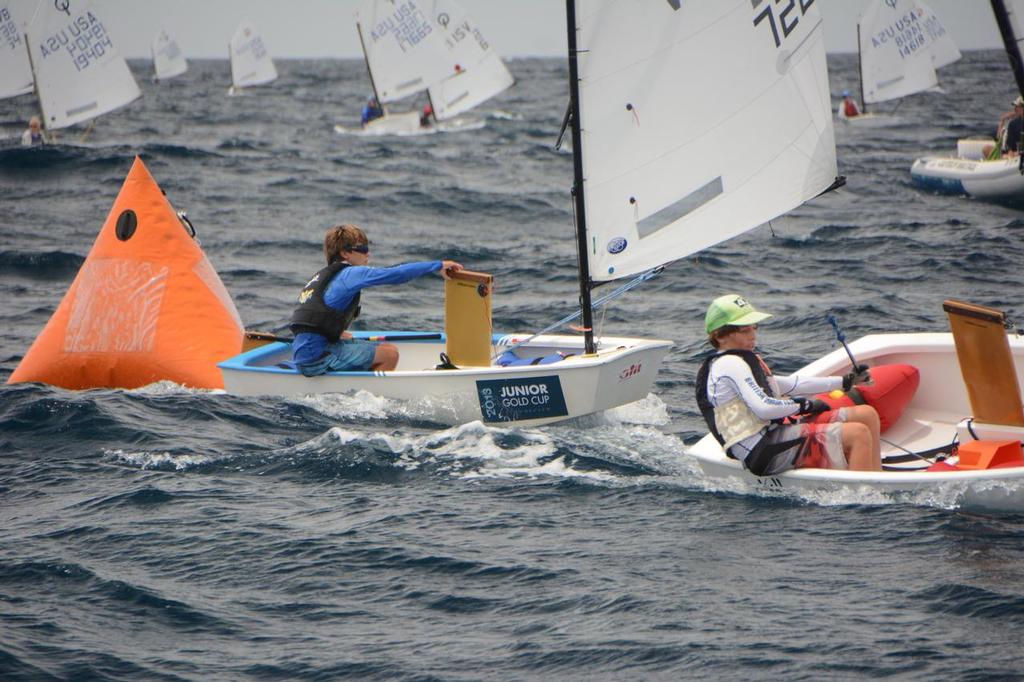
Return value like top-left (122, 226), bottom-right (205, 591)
top-left (492, 267), bottom-right (663, 359)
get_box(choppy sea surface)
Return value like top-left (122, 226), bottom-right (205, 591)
top-left (3, 54), bottom-right (1024, 680)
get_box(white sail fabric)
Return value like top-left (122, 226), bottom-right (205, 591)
top-left (354, 0), bottom-right (452, 103)
top-left (0, 0), bottom-right (33, 99)
top-left (423, 0), bottom-right (514, 120)
top-left (25, 0), bottom-right (140, 130)
top-left (229, 20), bottom-right (277, 89)
top-left (152, 28), bottom-right (187, 81)
top-left (858, 0), bottom-right (960, 104)
top-left (917, 0), bottom-right (960, 70)
top-left (1003, 0), bottom-right (1024, 62)
top-left (575, 1), bottom-right (837, 282)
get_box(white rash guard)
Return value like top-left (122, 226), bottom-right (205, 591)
top-left (705, 353), bottom-right (843, 453)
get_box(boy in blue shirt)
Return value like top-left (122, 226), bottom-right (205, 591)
top-left (290, 223), bottom-right (462, 375)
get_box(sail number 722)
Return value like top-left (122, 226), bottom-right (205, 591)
top-left (753, 0), bottom-right (815, 49)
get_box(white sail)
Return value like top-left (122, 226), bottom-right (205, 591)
top-left (0, 0), bottom-right (33, 99)
top-left (354, 0), bottom-right (452, 103)
top-left (1003, 0), bottom-right (1024, 63)
top-left (152, 28), bottom-right (187, 81)
top-left (229, 20), bottom-right (277, 89)
top-left (858, 0), bottom-right (960, 104)
top-left (25, 0), bottom-right (140, 130)
top-left (423, 0), bottom-right (514, 120)
top-left (575, 1), bottom-right (837, 283)
top-left (917, 0), bottom-right (961, 70)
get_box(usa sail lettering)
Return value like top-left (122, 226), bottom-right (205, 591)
top-left (38, 12), bottom-right (113, 72)
top-left (870, 9), bottom-right (929, 59)
top-left (0, 8), bottom-right (22, 51)
top-left (753, 0), bottom-right (814, 49)
top-left (371, 2), bottom-right (433, 53)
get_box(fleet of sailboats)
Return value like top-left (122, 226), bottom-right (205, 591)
top-left (840, 0), bottom-right (960, 127)
top-left (6, 2), bottom-right (1024, 508)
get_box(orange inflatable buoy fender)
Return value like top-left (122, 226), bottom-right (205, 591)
top-left (8, 156), bottom-right (243, 390)
top-left (814, 364), bottom-right (920, 433)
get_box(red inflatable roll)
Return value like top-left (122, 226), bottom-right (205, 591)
top-left (814, 364), bottom-right (920, 432)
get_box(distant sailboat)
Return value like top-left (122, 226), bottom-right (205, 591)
top-left (24, 0), bottom-right (140, 137)
top-left (910, 0), bottom-right (1024, 202)
top-left (425, 0), bottom-right (515, 122)
top-left (151, 28), bottom-right (187, 82)
top-left (0, 0), bottom-right (33, 99)
top-left (228, 20), bottom-right (277, 96)
top-left (342, 0), bottom-right (513, 135)
top-left (841, 0), bottom-right (961, 127)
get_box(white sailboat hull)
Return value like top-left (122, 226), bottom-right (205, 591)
top-left (910, 154), bottom-right (1024, 200)
top-left (687, 333), bottom-right (1024, 512)
top-left (837, 111), bottom-right (903, 128)
top-left (220, 331), bottom-right (672, 427)
top-left (333, 111), bottom-right (484, 137)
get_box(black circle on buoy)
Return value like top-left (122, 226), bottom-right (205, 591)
top-left (115, 210), bottom-right (138, 241)
top-left (477, 283), bottom-right (488, 297)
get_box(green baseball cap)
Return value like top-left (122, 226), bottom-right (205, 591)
top-left (705, 294), bottom-right (773, 334)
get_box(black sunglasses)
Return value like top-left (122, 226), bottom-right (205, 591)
top-left (347, 244), bottom-right (370, 254)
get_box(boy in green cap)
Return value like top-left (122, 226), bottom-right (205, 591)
top-left (695, 294), bottom-right (881, 475)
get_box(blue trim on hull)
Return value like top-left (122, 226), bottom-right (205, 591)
top-left (910, 169), bottom-right (966, 196)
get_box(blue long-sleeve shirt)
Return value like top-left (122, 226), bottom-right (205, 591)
top-left (292, 260), bottom-right (442, 364)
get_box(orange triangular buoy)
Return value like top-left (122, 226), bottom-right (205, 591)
top-left (8, 156), bottom-right (243, 389)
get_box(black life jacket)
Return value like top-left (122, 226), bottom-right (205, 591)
top-left (288, 261), bottom-right (361, 343)
top-left (695, 349), bottom-right (776, 447)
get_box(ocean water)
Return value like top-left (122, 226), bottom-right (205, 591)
top-left (2, 53), bottom-right (1024, 680)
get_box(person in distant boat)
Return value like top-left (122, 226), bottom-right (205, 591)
top-left (289, 223), bottom-right (463, 375)
top-left (20, 116), bottom-right (46, 146)
top-left (420, 104), bottom-right (434, 128)
top-left (998, 94), bottom-right (1024, 157)
top-left (695, 294), bottom-right (882, 476)
top-left (840, 90), bottom-right (861, 118)
top-left (361, 95), bottom-right (384, 127)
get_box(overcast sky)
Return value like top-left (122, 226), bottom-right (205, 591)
top-left (97, 0), bottom-right (1002, 60)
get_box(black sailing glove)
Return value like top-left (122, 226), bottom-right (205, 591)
top-left (796, 397), bottom-right (831, 416)
top-left (841, 364), bottom-right (872, 392)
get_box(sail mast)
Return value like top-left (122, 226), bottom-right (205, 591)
top-left (565, 0), bottom-right (595, 355)
top-left (356, 20), bottom-right (383, 111)
top-left (22, 31), bottom-right (46, 134)
top-left (991, 0), bottom-right (1024, 97)
top-left (856, 23), bottom-right (867, 114)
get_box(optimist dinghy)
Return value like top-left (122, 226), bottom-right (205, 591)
top-left (227, 20), bottom-right (277, 96)
top-left (20, 0), bottom-right (140, 138)
top-left (221, 329), bottom-right (671, 427)
top-left (687, 300), bottom-right (1024, 513)
top-left (838, 0), bottom-right (959, 128)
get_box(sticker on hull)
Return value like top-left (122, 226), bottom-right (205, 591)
top-left (476, 375), bottom-right (568, 423)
